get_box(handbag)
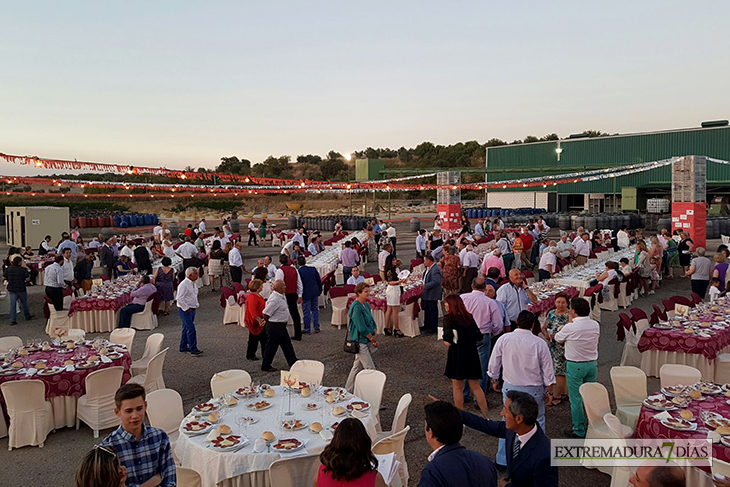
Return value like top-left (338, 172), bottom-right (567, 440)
top-left (343, 322), bottom-right (359, 354)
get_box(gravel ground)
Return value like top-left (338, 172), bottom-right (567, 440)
top-left (0, 219), bottom-right (704, 486)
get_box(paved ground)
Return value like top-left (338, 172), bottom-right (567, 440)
top-left (0, 219), bottom-right (704, 486)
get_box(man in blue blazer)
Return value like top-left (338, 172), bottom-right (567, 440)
top-left (461, 390), bottom-right (558, 487)
top-left (420, 254), bottom-right (442, 335)
top-left (418, 401), bottom-right (497, 487)
top-left (297, 256), bottom-right (322, 334)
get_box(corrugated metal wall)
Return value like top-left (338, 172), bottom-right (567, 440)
top-left (486, 126), bottom-right (730, 194)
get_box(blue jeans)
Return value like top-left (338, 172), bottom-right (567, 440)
top-left (9, 291), bottom-right (31, 323)
top-left (496, 382), bottom-right (546, 466)
top-left (118, 303), bottom-right (145, 328)
top-left (343, 267), bottom-right (353, 282)
top-left (178, 308), bottom-right (200, 353)
top-left (302, 297), bottom-right (320, 332)
top-left (463, 335), bottom-right (492, 398)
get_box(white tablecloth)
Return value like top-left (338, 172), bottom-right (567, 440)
top-left (70, 309), bottom-right (119, 333)
top-left (640, 348), bottom-right (723, 381)
top-left (175, 386), bottom-right (377, 487)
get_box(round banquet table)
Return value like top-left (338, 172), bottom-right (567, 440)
top-left (0, 343), bottom-right (132, 430)
top-left (175, 386), bottom-right (377, 487)
top-left (346, 282), bottom-right (423, 335)
top-left (68, 292), bottom-right (135, 333)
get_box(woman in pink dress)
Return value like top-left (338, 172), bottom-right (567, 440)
top-left (316, 418), bottom-right (387, 487)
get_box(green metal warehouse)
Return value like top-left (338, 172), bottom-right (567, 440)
top-left (484, 124), bottom-right (730, 213)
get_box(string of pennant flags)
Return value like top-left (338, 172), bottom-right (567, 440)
top-left (0, 153), bottom-right (727, 197)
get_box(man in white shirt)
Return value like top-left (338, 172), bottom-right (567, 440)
top-left (386, 225), bottom-right (397, 258)
top-left (177, 267), bottom-right (202, 356)
top-left (346, 266), bottom-right (365, 285)
top-left (556, 233), bottom-right (574, 259)
top-left (474, 220), bottom-right (485, 238)
top-left (176, 236), bottom-right (199, 270)
top-left (572, 227), bottom-right (585, 247)
top-left (461, 245), bottom-right (480, 293)
top-left (198, 219), bottom-right (206, 234)
top-left (378, 244), bottom-right (392, 281)
top-left (213, 229), bottom-right (229, 248)
top-left (281, 239), bottom-right (296, 257)
top-left (261, 280), bottom-right (298, 372)
top-left (307, 236), bottom-right (320, 256)
top-left (248, 220), bottom-right (259, 246)
top-left (538, 245), bottom-right (558, 281)
top-left (617, 226), bottom-right (630, 249)
top-left (555, 297), bottom-right (600, 439)
top-left (415, 229), bottom-right (427, 259)
top-left (61, 248), bottom-right (75, 288)
top-left (292, 228), bottom-right (305, 249)
top-left (44, 255), bottom-right (67, 311)
top-left (488, 309), bottom-right (555, 467)
top-left (573, 233), bottom-right (591, 266)
top-left (228, 241), bottom-right (243, 284)
top-left (153, 224), bottom-right (163, 242)
top-left (120, 242), bottom-right (135, 261)
top-left (264, 255), bottom-right (277, 280)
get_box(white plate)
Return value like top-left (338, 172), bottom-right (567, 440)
top-left (181, 421), bottom-right (215, 436)
top-left (245, 401), bottom-right (273, 411)
top-left (193, 403), bottom-right (220, 414)
top-left (37, 367), bottom-right (65, 376)
top-left (282, 420), bottom-right (309, 432)
top-left (300, 403), bottom-right (320, 411)
top-left (208, 435), bottom-right (249, 452)
top-left (642, 399), bottom-right (676, 411)
top-left (660, 418), bottom-right (697, 432)
top-left (397, 270), bottom-right (411, 280)
top-left (272, 438), bottom-right (305, 452)
top-left (346, 401), bottom-right (371, 412)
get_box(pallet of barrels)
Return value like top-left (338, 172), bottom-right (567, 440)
top-left (288, 216), bottom-right (376, 232)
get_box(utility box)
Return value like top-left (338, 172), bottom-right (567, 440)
top-left (355, 159), bottom-right (385, 181)
top-left (621, 187), bottom-right (646, 211)
top-left (5, 206), bottom-right (69, 249)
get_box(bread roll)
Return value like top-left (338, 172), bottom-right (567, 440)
top-left (326, 393), bottom-right (335, 403)
top-left (679, 409), bottom-right (694, 420)
top-left (265, 389), bottom-right (275, 398)
top-left (218, 424), bottom-right (231, 435)
top-left (225, 396), bottom-right (238, 407)
top-left (261, 431), bottom-right (275, 442)
top-left (689, 390), bottom-right (702, 399)
top-left (301, 387), bottom-right (311, 398)
top-left (208, 412), bottom-right (220, 423)
top-left (18, 349), bottom-right (28, 356)
top-left (64, 360), bottom-right (74, 366)
top-left (35, 362), bottom-right (47, 370)
top-left (11, 361), bottom-right (23, 368)
top-left (333, 406), bottom-right (346, 416)
top-left (87, 355), bottom-right (99, 362)
top-left (310, 422), bottom-right (322, 433)
top-left (717, 426), bottom-right (730, 436)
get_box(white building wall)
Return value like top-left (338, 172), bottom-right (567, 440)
top-left (484, 192), bottom-right (549, 209)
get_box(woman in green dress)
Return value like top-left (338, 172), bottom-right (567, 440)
top-left (665, 236), bottom-right (680, 278)
top-left (541, 292), bottom-right (570, 405)
top-left (258, 219), bottom-right (267, 242)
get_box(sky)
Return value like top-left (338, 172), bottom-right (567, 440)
top-left (2, 1), bottom-right (729, 176)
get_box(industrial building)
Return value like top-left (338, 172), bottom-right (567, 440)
top-left (484, 124), bottom-right (730, 213)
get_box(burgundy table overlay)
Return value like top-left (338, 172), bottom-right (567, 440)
top-left (347, 286), bottom-right (422, 313)
top-left (638, 318), bottom-right (730, 361)
top-left (69, 292), bottom-right (134, 316)
top-left (635, 391), bottom-right (730, 467)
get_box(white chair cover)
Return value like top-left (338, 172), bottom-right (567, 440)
top-left (268, 453), bottom-right (320, 487)
top-left (110, 328), bottom-right (136, 353)
top-left (617, 282), bottom-right (632, 308)
top-left (210, 369), bottom-right (252, 397)
top-left (176, 466), bottom-right (203, 487)
top-left (603, 413), bottom-right (634, 487)
top-left (373, 426), bottom-right (410, 487)
top-left (377, 393), bottom-right (412, 441)
top-left (223, 299), bottom-right (241, 326)
top-left (580, 383), bottom-right (633, 440)
top-left (335, 264), bottom-right (344, 285)
top-left (354, 369), bottom-right (386, 431)
top-left (0, 413), bottom-right (6, 439)
top-left (599, 284), bottom-right (618, 312)
top-left (330, 296), bottom-right (348, 329)
top-left (76, 366), bottom-right (124, 437)
top-left (131, 299), bottom-right (159, 331)
top-left (609, 366), bottom-right (647, 430)
top-left (0, 336), bottom-right (23, 353)
top-left (131, 333), bottom-right (165, 376)
top-left (147, 388), bottom-right (184, 442)
top-left (1, 380), bottom-right (54, 450)
top-left (67, 329), bottom-right (86, 341)
top-left (128, 348), bottom-right (168, 393)
top-left (659, 364), bottom-right (702, 388)
top-left (713, 458), bottom-right (730, 478)
top-left (289, 360), bottom-right (325, 384)
top-left (715, 353), bottom-right (730, 385)
top-left (398, 303), bottom-right (420, 338)
top-left (620, 318), bottom-right (650, 368)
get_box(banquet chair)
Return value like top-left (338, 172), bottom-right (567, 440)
top-left (110, 328), bottom-right (136, 354)
top-left (609, 366), bottom-right (647, 430)
top-left (659, 364), bottom-right (701, 388)
top-left (713, 458), bottom-right (730, 479)
top-left (76, 366), bottom-right (124, 438)
top-left (670, 295), bottom-right (694, 309)
top-left (128, 348), bottom-right (168, 393)
top-left (0, 336), bottom-right (23, 353)
top-left (398, 302), bottom-right (420, 338)
top-left (335, 264), bottom-right (344, 286)
top-left (372, 426), bottom-right (410, 487)
top-left (1, 380), bottom-right (54, 450)
top-left (67, 329), bottom-right (86, 342)
top-left (662, 299), bottom-right (676, 319)
top-left (289, 360), bottom-right (324, 384)
top-left (175, 466), bottom-right (202, 487)
top-left (617, 280), bottom-right (632, 308)
top-left (579, 383), bottom-right (633, 456)
top-left (354, 369), bottom-right (387, 431)
top-left (44, 296), bottom-right (71, 338)
top-left (268, 453), bottom-right (320, 487)
top-left (329, 287), bottom-right (349, 329)
top-left (602, 413), bottom-right (634, 487)
top-left (220, 287), bottom-right (241, 326)
top-left (131, 293), bottom-right (159, 331)
top-left (377, 393), bottom-right (412, 442)
top-left (210, 369), bottom-right (252, 397)
top-left (147, 388), bottom-right (184, 443)
top-left (131, 333), bottom-right (165, 376)
top-left (691, 292), bottom-right (703, 306)
top-left (522, 270), bottom-right (536, 286)
top-left (599, 278), bottom-right (619, 312)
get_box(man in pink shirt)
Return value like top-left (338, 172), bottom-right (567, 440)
top-left (481, 249), bottom-right (506, 279)
top-left (461, 277), bottom-right (504, 402)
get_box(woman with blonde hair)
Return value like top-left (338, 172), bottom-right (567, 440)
top-left (75, 445), bottom-right (127, 487)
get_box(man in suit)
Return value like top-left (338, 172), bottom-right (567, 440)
top-left (460, 390), bottom-right (558, 487)
top-left (100, 237), bottom-right (117, 279)
top-left (418, 401), bottom-right (497, 487)
top-left (297, 256), bottom-right (322, 334)
top-left (420, 253), bottom-right (442, 335)
top-left (133, 242), bottom-right (153, 275)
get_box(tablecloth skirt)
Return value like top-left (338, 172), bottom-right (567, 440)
top-left (0, 410), bottom-right (6, 438)
top-left (70, 310), bottom-right (119, 333)
top-left (640, 349), bottom-right (720, 381)
top-left (218, 472), bottom-right (269, 487)
top-left (51, 395), bottom-right (78, 429)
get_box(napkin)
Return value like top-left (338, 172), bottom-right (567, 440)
top-left (319, 430), bottom-right (333, 442)
top-left (647, 393), bottom-right (665, 401)
top-left (25, 368), bottom-right (37, 377)
top-left (205, 429), bottom-right (219, 442)
top-left (708, 431), bottom-right (721, 444)
top-left (65, 365), bottom-right (75, 372)
top-left (351, 409), bottom-right (369, 419)
top-left (653, 411), bottom-right (672, 421)
top-left (100, 355), bottom-right (112, 364)
top-left (252, 438), bottom-right (267, 453)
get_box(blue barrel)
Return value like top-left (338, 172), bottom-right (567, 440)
top-left (131, 214), bottom-right (139, 227)
top-left (151, 214), bottom-right (159, 225)
top-left (119, 216), bottom-right (129, 228)
top-left (113, 215), bottom-right (122, 227)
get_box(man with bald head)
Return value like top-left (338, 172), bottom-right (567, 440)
top-left (629, 461), bottom-right (685, 487)
top-left (261, 280), bottom-right (298, 372)
top-left (496, 269), bottom-right (538, 328)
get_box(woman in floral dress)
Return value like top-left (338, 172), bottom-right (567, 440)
top-left (541, 292), bottom-right (570, 405)
top-left (439, 246), bottom-right (462, 296)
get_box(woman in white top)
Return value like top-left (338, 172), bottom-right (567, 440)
top-left (596, 260), bottom-right (621, 301)
top-left (433, 216), bottom-right (442, 230)
top-left (223, 224), bottom-right (233, 238)
top-left (162, 232), bottom-right (176, 259)
top-left (384, 259), bottom-right (406, 337)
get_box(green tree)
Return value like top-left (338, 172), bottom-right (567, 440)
top-left (320, 158), bottom-right (347, 180)
top-left (253, 155), bottom-right (292, 178)
top-left (327, 150), bottom-right (343, 160)
top-left (523, 135), bottom-right (540, 143)
top-left (217, 156), bottom-right (251, 175)
top-left (296, 154), bottom-right (323, 165)
top-left (540, 133), bottom-right (559, 141)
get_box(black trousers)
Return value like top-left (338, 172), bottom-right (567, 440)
top-left (45, 286), bottom-right (64, 311)
top-left (539, 269), bottom-right (551, 281)
top-left (422, 299), bottom-right (438, 331)
top-left (462, 267), bottom-right (478, 293)
top-left (230, 266), bottom-right (242, 285)
top-left (262, 322), bottom-right (297, 370)
top-left (247, 328), bottom-right (268, 359)
top-left (248, 230), bottom-right (258, 246)
top-left (390, 237), bottom-right (397, 258)
top-left (691, 279), bottom-right (710, 299)
top-left (286, 293), bottom-right (302, 339)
